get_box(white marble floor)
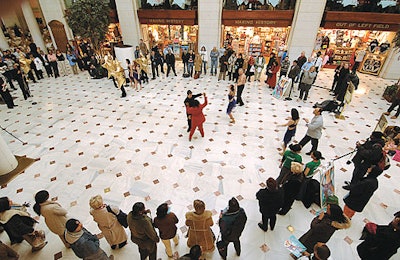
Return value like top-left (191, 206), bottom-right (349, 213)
top-left (0, 66), bottom-right (399, 260)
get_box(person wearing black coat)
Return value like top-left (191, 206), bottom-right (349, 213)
top-left (0, 76), bottom-right (16, 109)
top-left (334, 63), bottom-right (350, 102)
top-left (156, 49), bottom-right (165, 74)
top-left (343, 165), bottom-right (382, 219)
top-left (165, 49), bottom-right (177, 77)
top-left (278, 171), bottom-right (304, 215)
top-left (256, 178), bottom-right (284, 231)
top-left (287, 60), bottom-right (300, 94)
top-left (150, 50), bottom-right (158, 79)
top-left (357, 211), bottom-right (400, 260)
top-left (331, 63), bottom-right (343, 92)
top-left (233, 54), bottom-right (244, 82)
top-left (343, 131), bottom-right (385, 190)
top-left (218, 198), bottom-right (247, 259)
top-left (181, 50), bottom-right (190, 75)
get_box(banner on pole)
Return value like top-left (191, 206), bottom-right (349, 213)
top-left (320, 164), bottom-right (335, 209)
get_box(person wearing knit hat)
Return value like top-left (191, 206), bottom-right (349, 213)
top-left (276, 143), bottom-right (302, 185)
top-left (33, 190), bottom-right (70, 247)
top-left (0, 196), bottom-right (47, 252)
top-left (357, 211), bottom-right (400, 259)
top-left (89, 195), bottom-right (127, 250)
top-left (65, 218), bottom-right (114, 260)
top-left (343, 130), bottom-right (385, 190)
top-left (298, 242), bottom-right (331, 260)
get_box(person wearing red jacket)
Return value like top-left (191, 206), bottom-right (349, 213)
top-left (186, 93), bottom-right (208, 141)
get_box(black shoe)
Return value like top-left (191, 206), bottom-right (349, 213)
top-left (187, 128), bottom-right (190, 132)
top-left (151, 77), bottom-right (156, 80)
top-left (306, 152), bottom-right (312, 155)
top-left (344, 181), bottom-right (350, 185)
top-left (258, 222), bottom-right (267, 231)
top-left (278, 210), bottom-right (287, 216)
top-left (342, 185), bottom-right (351, 190)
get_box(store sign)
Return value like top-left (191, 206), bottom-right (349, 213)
top-left (233, 20), bottom-right (277, 26)
top-left (323, 21), bottom-right (398, 31)
top-left (148, 19), bottom-right (186, 24)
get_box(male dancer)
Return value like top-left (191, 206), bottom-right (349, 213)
top-left (184, 90), bottom-right (202, 132)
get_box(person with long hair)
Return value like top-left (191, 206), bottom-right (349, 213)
top-left (33, 190), bottom-right (69, 247)
top-left (127, 202), bottom-right (159, 260)
top-left (279, 108), bottom-right (300, 154)
top-left (89, 195), bottom-right (127, 250)
top-left (299, 202), bottom-right (351, 254)
top-left (199, 46), bottom-right (208, 75)
top-left (186, 93), bottom-right (208, 141)
top-left (153, 203), bottom-right (179, 258)
top-left (226, 85), bottom-right (236, 123)
top-left (218, 198), bottom-right (247, 259)
top-left (266, 60), bottom-right (280, 89)
top-left (185, 199), bottom-right (215, 253)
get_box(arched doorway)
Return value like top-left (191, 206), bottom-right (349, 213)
top-left (48, 20), bottom-right (68, 52)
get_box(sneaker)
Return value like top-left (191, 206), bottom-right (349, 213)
top-left (391, 115), bottom-right (398, 119)
top-left (384, 112), bottom-right (390, 116)
top-left (342, 185), bottom-right (351, 191)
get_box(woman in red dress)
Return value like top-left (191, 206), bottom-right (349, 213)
top-left (186, 93), bottom-right (208, 141)
top-left (266, 60), bottom-right (280, 89)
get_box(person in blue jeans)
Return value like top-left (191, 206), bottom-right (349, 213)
top-left (187, 50), bottom-right (195, 77)
top-left (210, 47), bottom-right (219, 76)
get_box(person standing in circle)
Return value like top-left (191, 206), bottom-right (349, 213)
top-left (227, 85), bottom-right (236, 124)
top-left (186, 93), bottom-right (208, 141)
top-left (236, 68), bottom-right (246, 106)
top-left (279, 108), bottom-right (300, 154)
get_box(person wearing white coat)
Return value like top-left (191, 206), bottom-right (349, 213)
top-left (33, 56), bottom-right (44, 79)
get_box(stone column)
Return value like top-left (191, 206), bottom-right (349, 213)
top-left (21, 0), bottom-right (46, 52)
top-left (380, 48), bottom-right (400, 80)
top-left (0, 29), bottom-right (10, 50)
top-left (114, 0), bottom-right (142, 47)
top-left (0, 135), bottom-right (18, 176)
top-left (286, 0), bottom-right (327, 60)
top-left (197, 0), bottom-right (223, 53)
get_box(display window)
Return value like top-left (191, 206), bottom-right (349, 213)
top-left (314, 28), bottom-right (394, 76)
top-left (223, 26), bottom-right (289, 59)
top-left (143, 24), bottom-right (198, 59)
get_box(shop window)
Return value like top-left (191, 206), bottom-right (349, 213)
top-left (139, 0), bottom-right (198, 10)
top-left (224, 0), bottom-right (296, 10)
top-left (325, 0), bottom-right (400, 14)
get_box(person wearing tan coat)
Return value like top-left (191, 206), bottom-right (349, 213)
top-left (34, 190), bottom-right (69, 247)
top-left (194, 53), bottom-right (202, 76)
top-left (89, 195), bottom-right (127, 249)
top-left (185, 199), bottom-right (215, 253)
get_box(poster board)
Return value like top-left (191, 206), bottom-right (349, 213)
top-left (272, 76), bottom-right (291, 99)
top-left (320, 164), bottom-right (335, 209)
top-left (284, 235), bottom-right (307, 258)
top-left (374, 113), bottom-right (388, 133)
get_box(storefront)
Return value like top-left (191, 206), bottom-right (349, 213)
top-left (137, 10), bottom-right (198, 59)
top-left (221, 10), bottom-right (294, 59)
top-left (316, 12), bottom-right (400, 76)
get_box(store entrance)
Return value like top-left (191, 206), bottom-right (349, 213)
top-left (143, 24), bottom-right (198, 60)
top-left (314, 29), bottom-right (394, 76)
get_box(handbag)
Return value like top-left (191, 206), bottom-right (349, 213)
top-left (216, 233), bottom-right (227, 258)
top-left (106, 205), bottom-right (128, 228)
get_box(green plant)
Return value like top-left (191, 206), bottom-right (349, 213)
top-left (65, 0), bottom-right (110, 53)
top-left (393, 30), bottom-right (400, 51)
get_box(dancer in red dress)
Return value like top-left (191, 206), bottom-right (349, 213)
top-left (186, 93), bottom-right (208, 141)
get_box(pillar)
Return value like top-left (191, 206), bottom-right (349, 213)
top-left (0, 135), bottom-right (18, 175)
top-left (21, 0), bottom-right (46, 52)
top-left (114, 0), bottom-right (141, 47)
top-left (380, 48), bottom-right (400, 80)
top-left (286, 0), bottom-right (327, 60)
top-left (1, 11), bottom-right (21, 28)
top-left (198, 0), bottom-right (223, 53)
top-left (0, 29), bottom-right (9, 50)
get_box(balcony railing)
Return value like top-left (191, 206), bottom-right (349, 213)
top-left (224, 0), bottom-right (296, 11)
top-left (139, 0), bottom-right (197, 10)
top-left (325, 0), bottom-right (400, 14)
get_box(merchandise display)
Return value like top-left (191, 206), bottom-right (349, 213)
top-left (223, 26), bottom-right (289, 58)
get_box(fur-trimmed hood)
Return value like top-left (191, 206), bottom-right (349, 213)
top-left (331, 215), bottom-right (351, 230)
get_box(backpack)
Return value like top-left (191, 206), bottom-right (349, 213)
top-left (106, 205), bottom-right (128, 228)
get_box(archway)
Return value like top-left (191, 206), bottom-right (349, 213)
top-left (48, 20), bottom-right (68, 52)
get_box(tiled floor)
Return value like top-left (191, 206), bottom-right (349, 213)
top-left (0, 66), bottom-right (399, 260)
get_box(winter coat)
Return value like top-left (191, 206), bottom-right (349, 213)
top-left (153, 212), bottom-right (179, 240)
top-left (357, 222), bottom-right (400, 260)
top-left (200, 50), bottom-right (208, 62)
top-left (344, 177), bottom-right (378, 212)
top-left (40, 201), bottom-right (68, 235)
top-left (219, 55), bottom-right (228, 72)
top-left (166, 53), bottom-right (176, 66)
top-left (288, 64), bottom-right (300, 79)
top-left (0, 209), bottom-right (35, 244)
top-left (256, 187), bottom-right (284, 217)
top-left (65, 228), bottom-right (108, 260)
top-left (228, 55), bottom-right (237, 73)
top-left (219, 208), bottom-right (247, 242)
top-left (266, 64), bottom-right (280, 87)
top-left (185, 210), bottom-right (215, 252)
top-left (194, 56), bottom-right (202, 72)
top-left (301, 70), bottom-right (317, 85)
top-left (352, 138), bottom-right (385, 167)
top-left (299, 214), bottom-right (351, 253)
top-left (90, 206), bottom-right (127, 246)
top-left (127, 212), bottom-right (159, 251)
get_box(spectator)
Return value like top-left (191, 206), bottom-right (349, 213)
top-left (153, 203), bottom-right (179, 258)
